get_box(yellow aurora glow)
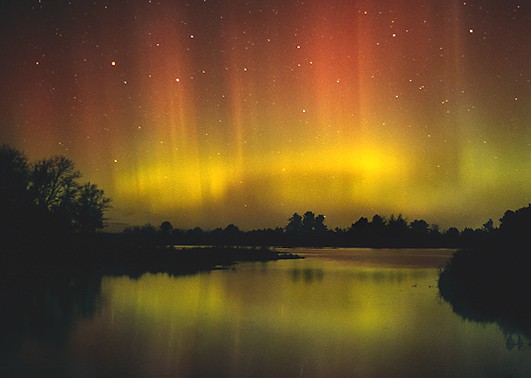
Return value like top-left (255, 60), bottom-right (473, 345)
top-left (0, 1), bottom-right (529, 229)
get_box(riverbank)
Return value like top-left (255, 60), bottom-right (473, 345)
top-left (437, 204), bottom-right (530, 337)
top-left (1, 235), bottom-right (302, 279)
top-left (438, 246), bottom-right (531, 338)
top-left (101, 245), bottom-right (303, 278)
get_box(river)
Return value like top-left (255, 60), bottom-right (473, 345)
top-left (2, 248), bottom-right (531, 377)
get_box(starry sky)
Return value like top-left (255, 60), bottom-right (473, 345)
top-left (0, 0), bottom-right (529, 231)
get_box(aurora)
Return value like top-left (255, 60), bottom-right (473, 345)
top-left (0, 0), bottom-right (529, 230)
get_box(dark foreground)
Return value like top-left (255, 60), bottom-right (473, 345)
top-left (0, 240), bottom-right (301, 375)
top-left (1, 234), bottom-right (302, 279)
top-left (438, 246), bottom-right (531, 340)
top-left (438, 204), bottom-right (531, 339)
top-left (4, 247), bottom-right (530, 378)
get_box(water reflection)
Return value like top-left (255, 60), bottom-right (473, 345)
top-left (290, 268), bottom-right (324, 283)
top-left (3, 248), bottom-right (531, 377)
top-left (438, 248), bottom-right (531, 349)
top-left (506, 335), bottom-right (527, 351)
top-left (84, 260), bottom-right (529, 377)
top-left (0, 272), bottom-right (102, 377)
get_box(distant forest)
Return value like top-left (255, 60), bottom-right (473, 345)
top-left (125, 207), bottom-right (529, 248)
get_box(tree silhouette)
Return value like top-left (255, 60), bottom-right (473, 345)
top-left (73, 182), bottom-right (111, 232)
top-left (160, 221), bottom-right (173, 234)
top-left (0, 145), bottom-right (33, 238)
top-left (410, 219), bottom-right (429, 234)
top-left (0, 145), bottom-right (30, 204)
top-left (0, 146), bottom-right (111, 238)
top-left (498, 204), bottom-right (530, 247)
top-left (481, 219), bottom-right (494, 233)
top-left (301, 211), bottom-right (316, 233)
top-left (386, 214), bottom-right (409, 244)
top-left (410, 219), bottom-right (430, 246)
top-left (371, 214), bottom-right (386, 230)
top-left (314, 214), bottom-right (327, 233)
top-left (347, 217), bottom-right (370, 245)
top-left (445, 227), bottom-right (460, 247)
top-left (30, 156), bottom-right (111, 233)
top-left (438, 204), bottom-right (531, 339)
top-left (286, 211), bottom-right (327, 235)
top-left (286, 212), bottom-right (303, 234)
top-left (31, 156), bottom-right (81, 210)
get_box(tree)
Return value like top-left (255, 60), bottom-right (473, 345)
top-left (33, 156), bottom-right (110, 232)
top-left (73, 182), bottom-right (111, 232)
top-left (286, 211), bottom-right (327, 234)
top-left (498, 204), bottom-right (530, 247)
top-left (347, 217), bottom-right (370, 245)
top-left (370, 214), bottom-right (387, 236)
top-left (0, 146), bottom-right (111, 236)
top-left (481, 219), bottom-right (494, 233)
top-left (385, 214), bottom-right (409, 245)
top-left (29, 156), bottom-right (110, 232)
top-left (225, 224), bottom-right (240, 235)
top-left (445, 227), bottom-right (460, 246)
top-left (286, 212), bottom-right (303, 233)
top-left (387, 214), bottom-right (408, 230)
top-left (302, 211), bottom-right (316, 233)
top-left (350, 217), bottom-right (369, 231)
top-left (160, 221), bottom-right (174, 234)
top-left (410, 219), bottom-right (430, 245)
top-left (223, 224), bottom-right (242, 244)
top-left (410, 219), bottom-right (430, 235)
top-left (31, 155), bottom-right (81, 211)
top-left (371, 214), bottom-right (386, 228)
top-left (314, 214), bottom-right (327, 233)
top-left (0, 145), bottom-right (33, 237)
top-left (0, 144), bottom-right (30, 204)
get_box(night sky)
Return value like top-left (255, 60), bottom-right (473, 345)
top-left (0, 0), bottom-right (529, 230)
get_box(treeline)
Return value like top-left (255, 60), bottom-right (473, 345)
top-left (0, 145), bottom-right (111, 245)
top-left (124, 209), bottom-right (517, 248)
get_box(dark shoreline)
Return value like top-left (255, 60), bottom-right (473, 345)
top-left (1, 236), bottom-right (303, 280)
top-left (101, 245), bottom-right (303, 278)
top-left (438, 246), bottom-right (531, 339)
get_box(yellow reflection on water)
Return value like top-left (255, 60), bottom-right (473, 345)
top-left (69, 249), bottom-right (523, 377)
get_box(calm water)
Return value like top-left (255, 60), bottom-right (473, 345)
top-left (3, 248), bottom-right (531, 377)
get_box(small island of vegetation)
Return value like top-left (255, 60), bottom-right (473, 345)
top-left (438, 204), bottom-right (531, 339)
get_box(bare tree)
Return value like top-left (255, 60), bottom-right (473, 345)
top-left (31, 156), bottom-right (81, 211)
